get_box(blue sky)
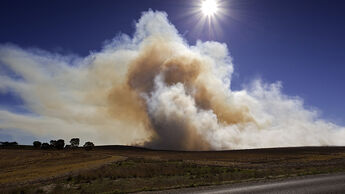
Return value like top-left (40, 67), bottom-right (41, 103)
top-left (1, 0), bottom-right (345, 145)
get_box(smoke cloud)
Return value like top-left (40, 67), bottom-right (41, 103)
top-left (1, 10), bottom-right (344, 150)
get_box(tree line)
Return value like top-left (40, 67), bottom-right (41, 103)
top-left (33, 138), bottom-right (95, 150)
top-left (0, 141), bottom-right (18, 146)
top-left (0, 138), bottom-right (94, 150)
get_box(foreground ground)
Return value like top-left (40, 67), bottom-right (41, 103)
top-left (143, 173), bottom-right (345, 194)
top-left (1, 146), bottom-right (345, 193)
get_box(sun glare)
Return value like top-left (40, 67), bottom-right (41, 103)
top-left (201, 0), bottom-right (218, 16)
top-left (189, 0), bottom-right (227, 38)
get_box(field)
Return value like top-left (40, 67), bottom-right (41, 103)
top-left (1, 146), bottom-right (345, 193)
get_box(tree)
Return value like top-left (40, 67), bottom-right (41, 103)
top-left (50, 140), bottom-right (57, 148)
top-left (33, 141), bottom-right (42, 148)
top-left (83, 142), bottom-right (94, 151)
top-left (41, 143), bottom-right (50, 149)
top-left (70, 138), bottom-right (80, 148)
top-left (1, 142), bottom-right (18, 146)
top-left (56, 139), bottom-right (65, 150)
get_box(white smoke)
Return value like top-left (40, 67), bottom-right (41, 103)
top-left (0, 10), bottom-right (344, 149)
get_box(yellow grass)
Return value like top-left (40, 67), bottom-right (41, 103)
top-left (0, 149), bottom-right (125, 185)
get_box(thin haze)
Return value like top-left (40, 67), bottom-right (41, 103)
top-left (0, 11), bottom-right (344, 150)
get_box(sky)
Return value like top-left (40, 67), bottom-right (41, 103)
top-left (0, 0), bottom-right (345, 145)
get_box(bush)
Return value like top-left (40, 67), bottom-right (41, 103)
top-left (56, 139), bottom-right (65, 150)
top-left (50, 140), bottom-right (57, 148)
top-left (70, 138), bottom-right (80, 147)
top-left (33, 141), bottom-right (42, 148)
top-left (1, 141), bottom-right (18, 146)
top-left (83, 142), bottom-right (95, 151)
top-left (49, 139), bottom-right (65, 149)
top-left (41, 143), bottom-right (50, 149)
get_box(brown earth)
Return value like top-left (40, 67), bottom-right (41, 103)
top-left (1, 146), bottom-right (345, 193)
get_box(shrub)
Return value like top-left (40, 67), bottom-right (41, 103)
top-left (83, 142), bottom-right (95, 151)
top-left (50, 140), bottom-right (57, 148)
top-left (1, 141), bottom-right (18, 146)
top-left (33, 141), bottom-right (42, 148)
top-left (70, 138), bottom-right (80, 147)
top-left (56, 139), bottom-right (65, 150)
top-left (41, 143), bottom-right (50, 149)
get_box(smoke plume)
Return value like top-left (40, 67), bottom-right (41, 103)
top-left (0, 11), bottom-right (344, 150)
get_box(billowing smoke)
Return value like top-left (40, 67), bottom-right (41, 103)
top-left (0, 11), bottom-right (344, 150)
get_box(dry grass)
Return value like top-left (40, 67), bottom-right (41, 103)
top-left (1, 146), bottom-right (345, 193)
top-left (0, 148), bottom-right (125, 186)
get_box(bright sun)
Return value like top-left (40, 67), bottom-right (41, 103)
top-left (201, 0), bottom-right (218, 16)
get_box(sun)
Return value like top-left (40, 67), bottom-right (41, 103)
top-left (192, 0), bottom-right (227, 38)
top-left (201, 0), bottom-right (218, 17)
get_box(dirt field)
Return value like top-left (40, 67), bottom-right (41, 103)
top-left (1, 146), bottom-right (345, 193)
